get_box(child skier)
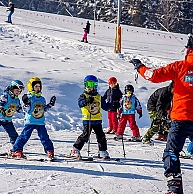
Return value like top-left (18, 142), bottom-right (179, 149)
top-left (6, 2), bottom-right (14, 24)
top-left (70, 75), bottom-right (110, 160)
top-left (81, 21), bottom-right (91, 43)
top-left (0, 80), bottom-right (24, 145)
top-left (184, 141), bottom-right (193, 159)
top-left (103, 77), bottom-right (122, 134)
top-left (114, 84), bottom-right (142, 141)
top-left (11, 77), bottom-right (56, 160)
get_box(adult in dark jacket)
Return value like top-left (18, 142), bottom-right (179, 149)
top-left (7, 2), bottom-right (14, 24)
top-left (142, 81), bottom-right (174, 144)
top-left (85, 21), bottom-right (91, 34)
top-left (103, 77), bottom-right (123, 134)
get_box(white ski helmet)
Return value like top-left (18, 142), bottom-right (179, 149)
top-left (188, 33), bottom-right (193, 38)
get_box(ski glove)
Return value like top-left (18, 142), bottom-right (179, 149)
top-left (85, 96), bottom-right (94, 104)
top-left (22, 94), bottom-right (30, 106)
top-left (138, 112), bottom-right (142, 119)
top-left (49, 96), bottom-right (56, 106)
top-left (129, 59), bottom-right (144, 71)
top-left (0, 107), bottom-right (6, 117)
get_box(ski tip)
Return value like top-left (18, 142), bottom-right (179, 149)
top-left (82, 157), bottom-right (93, 161)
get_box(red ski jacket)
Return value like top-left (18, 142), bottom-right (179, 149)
top-left (138, 53), bottom-right (193, 121)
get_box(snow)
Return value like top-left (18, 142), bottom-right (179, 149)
top-left (0, 6), bottom-right (192, 194)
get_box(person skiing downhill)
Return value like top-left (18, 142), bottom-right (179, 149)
top-left (114, 84), bottom-right (142, 141)
top-left (11, 77), bottom-right (56, 160)
top-left (130, 53), bottom-right (193, 194)
top-left (6, 2), bottom-right (14, 24)
top-left (70, 75), bottom-right (110, 160)
top-left (103, 77), bottom-right (122, 134)
top-left (0, 80), bottom-right (24, 145)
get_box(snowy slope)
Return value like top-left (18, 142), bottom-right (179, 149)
top-left (0, 6), bottom-right (192, 194)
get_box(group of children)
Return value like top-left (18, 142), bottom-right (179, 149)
top-left (1, 74), bottom-right (192, 161)
top-left (69, 75), bottom-right (143, 160)
top-left (103, 77), bottom-right (142, 142)
top-left (0, 77), bottom-right (56, 160)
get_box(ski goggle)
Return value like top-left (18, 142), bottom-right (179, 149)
top-left (18, 86), bottom-right (25, 91)
top-left (125, 89), bottom-right (133, 93)
top-left (12, 85), bottom-right (25, 91)
top-left (84, 81), bottom-right (98, 88)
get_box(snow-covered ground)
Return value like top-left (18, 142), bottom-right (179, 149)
top-left (0, 6), bottom-right (192, 194)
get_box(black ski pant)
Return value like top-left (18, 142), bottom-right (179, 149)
top-left (163, 120), bottom-right (193, 177)
top-left (73, 123), bottom-right (107, 151)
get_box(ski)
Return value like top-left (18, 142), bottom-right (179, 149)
top-left (0, 155), bottom-right (44, 162)
top-left (106, 137), bottom-right (127, 141)
top-left (4, 21), bottom-right (14, 25)
top-left (125, 138), bottom-right (142, 142)
top-left (179, 155), bottom-right (193, 160)
top-left (78, 40), bottom-right (91, 44)
top-left (0, 152), bottom-right (57, 162)
top-left (64, 154), bottom-right (94, 161)
top-left (106, 137), bottom-right (142, 142)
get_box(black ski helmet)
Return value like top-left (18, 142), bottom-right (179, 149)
top-left (124, 84), bottom-right (134, 94)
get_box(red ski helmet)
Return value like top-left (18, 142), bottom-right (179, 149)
top-left (108, 77), bottom-right (117, 85)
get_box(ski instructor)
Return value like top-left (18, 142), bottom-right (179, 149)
top-left (130, 52), bottom-right (193, 194)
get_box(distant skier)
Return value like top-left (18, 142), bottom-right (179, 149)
top-left (0, 80), bottom-right (24, 145)
top-left (85, 21), bottom-right (91, 34)
top-left (185, 33), bottom-right (193, 59)
top-left (81, 21), bottom-right (91, 43)
top-left (11, 77), bottom-right (56, 160)
top-left (6, 2), bottom-right (14, 24)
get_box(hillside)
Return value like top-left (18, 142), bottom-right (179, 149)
top-left (0, 6), bottom-right (192, 194)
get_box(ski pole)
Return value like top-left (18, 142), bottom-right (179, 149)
top-left (87, 112), bottom-right (91, 157)
top-left (121, 135), bottom-right (126, 158)
top-left (119, 115), bottom-right (126, 158)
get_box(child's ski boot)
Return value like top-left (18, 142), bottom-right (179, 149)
top-left (68, 147), bottom-right (82, 160)
top-left (47, 151), bottom-right (56, 161)
top-left (10, 150), bottom-right (26, 159)
top-left (98, 151), bottom-right (110, 160)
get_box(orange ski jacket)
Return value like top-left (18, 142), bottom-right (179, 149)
top-left (138, 53), bottom-right (193, 121)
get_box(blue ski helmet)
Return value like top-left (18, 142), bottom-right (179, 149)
top-left (84, 75), bottom-right (98, 90)
top-left (9, 80), bottom-right (25, 91)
